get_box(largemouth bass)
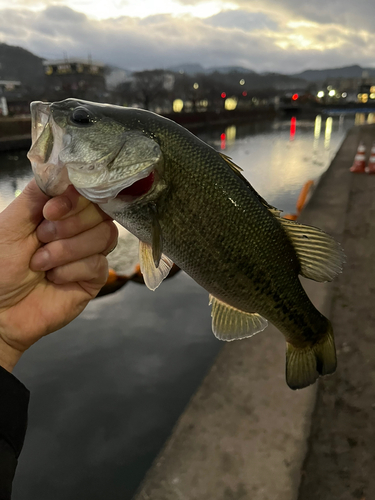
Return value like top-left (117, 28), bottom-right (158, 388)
top-left (28, 99), bottom-right (344, 390)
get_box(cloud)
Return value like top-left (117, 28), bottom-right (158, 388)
top-left (204, 10), bottom-right (279, 32)
top-left (0, 4), bottom-right (375, 73)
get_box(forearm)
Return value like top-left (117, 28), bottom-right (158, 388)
top-left (0, 365), bottom-right (29, 499)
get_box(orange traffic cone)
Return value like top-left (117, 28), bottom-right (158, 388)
top-left (350, 143), bottom-right (366, 173)
top-left (365, 142), bottom-right (375, 174)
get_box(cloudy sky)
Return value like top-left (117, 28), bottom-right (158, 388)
top-left (0, 0), bottom-right (375, 73)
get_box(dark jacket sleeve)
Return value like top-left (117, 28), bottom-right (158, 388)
top-left (0, 366), bottom-right (29, 500)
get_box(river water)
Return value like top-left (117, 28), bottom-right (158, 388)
top-left (0, 113), bottom-right (360, 499)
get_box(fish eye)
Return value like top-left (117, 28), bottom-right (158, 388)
top-left (71, 106), bottom-right (96, 126)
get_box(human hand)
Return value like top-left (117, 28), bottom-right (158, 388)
top-left (0, 180), bottom-right (118, 372)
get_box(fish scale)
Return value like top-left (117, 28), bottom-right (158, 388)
top-left (28, 98), bottom-right (344, 389)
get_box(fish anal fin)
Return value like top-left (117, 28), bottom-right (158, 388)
top-left (279, 218), bottom-right (345, 282)
top-left (139, 240), bottom-right (173, 291)
top-left (286, 323), bottom-right (337, 390)
top-left (209, 295), bottom-right (268, 341)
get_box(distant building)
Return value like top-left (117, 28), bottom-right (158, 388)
top-left (0, 80), bottom-right (21, 93)
top-left (43, 58), bottom-right (106, 99)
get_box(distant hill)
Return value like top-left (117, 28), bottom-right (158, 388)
top-left (167, 63), bottom-right (255, 75)
top-left (291, 65), bottom-right (375, 82)
top-left (207, 66), bottom-right (255, 75)
top-left (167, 63), bottom-right (206, 75)
top-left (0, 43), bottom-right (45, 91)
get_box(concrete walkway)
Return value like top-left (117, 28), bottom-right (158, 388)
top-left (134, 124), bottom-right (375, 500)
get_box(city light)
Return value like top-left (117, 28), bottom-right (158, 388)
top-left (317, 91), bottom-right (324, 98)
top-left (292, 93), bottom-right (299, 100)
top-left (242, 91), bottom-right (247, 97)
top-left (328, 89), bottom-right (336, 97)
top-left (342, 92), bottom-right (347, 98)
top-left (239, 79), bottom-right (245, 85)
top-left (193, 82), bottom-right (199, 89)
top-left (370, 93), bottom-right (375, 100)
top-left (224, 97), bottom-right (238, 111)
top-left (221, 92), bottom-right (226, 98)
top-left (173, 99), bottom-right (184, 112)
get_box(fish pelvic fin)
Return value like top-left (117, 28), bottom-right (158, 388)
top-left (279, 218), bottom-right (345, 282)
top-left (209, 295), bottom-right (268, 341)
top-left (286, 322), bottom-right (337, 390)
top-left (139, 240), bottom-right (174, 291)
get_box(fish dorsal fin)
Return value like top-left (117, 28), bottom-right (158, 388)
top-left (279, 218), bottom-right (345, 282)
top-left (209, 295), bottom-right (268, 341)
top-left (139, 240), bottom-right (174, 290)
top-left (219, 152), bottom-right (244, 173)
top-left (219, 152), bottom-right (282, 217)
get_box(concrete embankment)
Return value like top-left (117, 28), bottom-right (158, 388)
top-left (133, 124), bottom-right (375, 500)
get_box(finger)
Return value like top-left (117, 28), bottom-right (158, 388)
top-left (37, 202), bottom-right (111, 243)
top-left (0, 179), bottom-right (49, 240)
top-left (30, 220), bottom-right (118, 272)
top-left (42, 185), bottom-right (91, 221)
top-left (46, 254), bottom-right (109, 286)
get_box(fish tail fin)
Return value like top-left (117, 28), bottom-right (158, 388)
top-left (286, 322), bottom-right (336, 390)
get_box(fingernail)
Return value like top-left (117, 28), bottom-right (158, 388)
top-left (31, 249), bottom-right (50, 271)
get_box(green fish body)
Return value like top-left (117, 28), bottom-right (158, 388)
top-left (28, 99), bottom-right (344, 389)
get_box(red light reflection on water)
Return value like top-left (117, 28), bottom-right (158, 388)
top-left (290, 117), bottom-right (296, 141)
top-left (220, 132), bottom-right (226, 150)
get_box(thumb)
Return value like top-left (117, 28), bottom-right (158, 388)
top-left (0, 179), bottom-right (50, 239)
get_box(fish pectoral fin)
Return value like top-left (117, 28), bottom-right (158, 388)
top-left (279, 218), bottom-right (345, 282)
top-left (150, 205), bottom-right (163, 268)
top-left (209, 295), bottom-right (268, 341)
top-left (286, 323), bottom-right (337, 390)
top-left (139, 240), bottom-right (174, 291)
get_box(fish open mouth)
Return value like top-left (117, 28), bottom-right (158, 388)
top-left (74, 163), bottom-right (157, 204)
top-left (116, 170), bottom-right (155, 199)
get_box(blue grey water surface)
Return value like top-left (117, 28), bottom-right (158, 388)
top-left (0, 114), bottom-right (357, 499)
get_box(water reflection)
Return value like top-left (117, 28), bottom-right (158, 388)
top-left (355, 113), bottom-right (366, 126)
top-left (202, 114), bottom-right (355, 215)
top-left (225, 125), bottom-right (236, 145)
top-left (290, 116), bottom-right (296, 141)
top-left (325, 117), bottom-right (333, 150)
top-left (0, 151), bottom-right (33, 211)
top-left (314, 115), bottom-right (322, 139)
